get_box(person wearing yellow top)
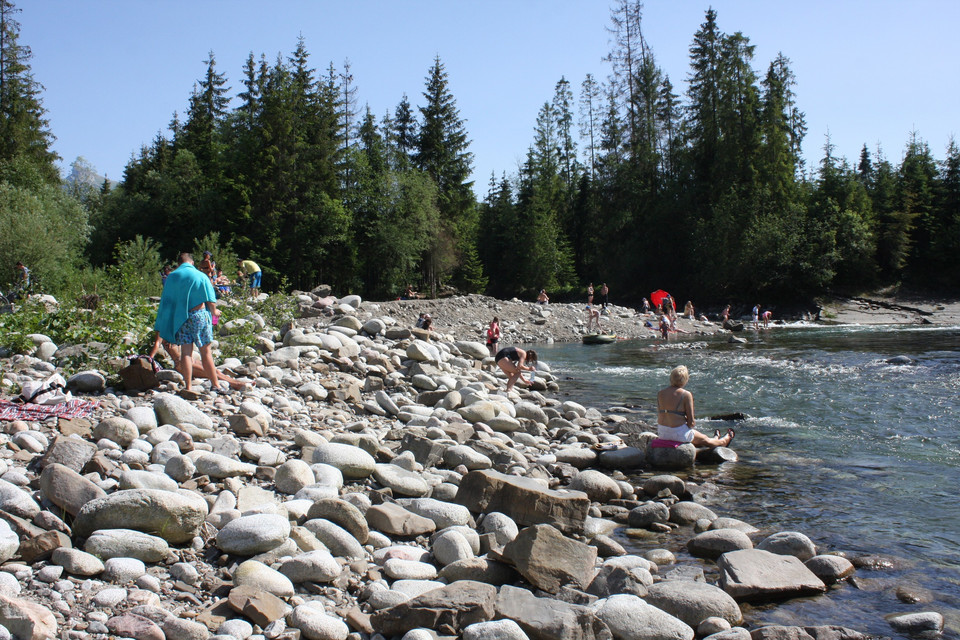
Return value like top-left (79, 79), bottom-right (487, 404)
top-left (238, 259), bottom-right (262, 298)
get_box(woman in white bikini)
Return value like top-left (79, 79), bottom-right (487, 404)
top-left (657, 365), bottom-right (733, 447)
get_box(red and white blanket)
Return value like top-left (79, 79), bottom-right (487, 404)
top-left (0, 399), bottom-right (99, 421)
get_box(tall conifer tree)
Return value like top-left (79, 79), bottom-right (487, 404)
top-left (0, 0), bottom-right (58, 182)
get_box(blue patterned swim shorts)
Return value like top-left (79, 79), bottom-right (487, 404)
top-left (174, 307), bottom-right (213, 348)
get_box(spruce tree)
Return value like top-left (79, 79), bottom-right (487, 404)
top-left (0, 0), bottom-right (58, 183)
top-left (414, 56), bottom-right (476, 294)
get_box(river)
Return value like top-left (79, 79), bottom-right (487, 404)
top-left (533, 323), bottom-right (960, 638)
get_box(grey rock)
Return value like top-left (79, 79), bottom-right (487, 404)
top-left (647, 444), bottom-right (696, 470)
top-left (641, 475), bottom-right (686, 498)
top-left (887, 612), bottom-right (944, 634)
top-left (365, 503), bottom-right (437, 538)
top-left (51, 547), bottom-right (104, 576)
top-left (153, 393), bottom-right (213, 429)
top-left (0, 479), bottom-right (40, 519)
top-left (717, 549), bottom-right (826, 602)
top-left (569, 470), bottom-right (621, 502)
top-left (455, 469), bottom-right (589, 535)
top-left (598, 447), bottom-right (646, 470)
top-left (501, 524), bottom-right (597, 594)
top-left (443, 445), bottom-right (493, 470)
top-left (464, 619), bottom-right (530, 640)
top-left (303, 519), bottom-right (364, 559)
top-left (85, 529), bottom-right (170, 562)
top-left (628, 503), bottom-right (670, 529)
top-left (748, 626), bottom-right (870, 640)
top-left (757, 532), bottom-right (817, 561)
top-left (194, 453), bottom-right (257, 478)
top-left (217, 514), bottom-right (291, 556)
top-left (374, 463), bottom-right (431, 497)
top-left (289, 603), bottom-right (349, 640)
top-left (398, 497), bottom-right (472, 529)
top-left (596, 593), bottom-right (693, 640)
top-left (0, 521), bottom-right (17, 564)
top-left (233, 560), bottom-right (295, 598)
top-left (279, 550), bottom-right (341, 584)
top-left (644, 581), bottom-right (742, 628)
top-left (306, 499), bottom-right (369, 544)
top-left (274, 460), bottom-right (315, 495)
top-left (66, 370), bottom-right (106, 393)
top-left (312, 442), bottom-right (376, 479)
top-left (74, 489), bottom-right (209, 544)
top-left (118, 469), bottom-right (179, 492)
top-left (37, 435), bottom-right (97, 472)
top-left (39, 462), bottom-right (107, 517)
top-left (370, 580), bottom-right (498, 636)
top-left (669, 502), bottom-right (717, 525)
top-left (687, 530), bottom-right (754, 560)
top-left (495, 585), bottom-right (612, 640)
top-left (103, 557), bottom-right (146, 583)
top-left (804, 556), bottom-right (855, 584)
top-left (93, 416), bottom-right (140, 448)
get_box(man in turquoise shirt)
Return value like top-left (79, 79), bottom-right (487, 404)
top-left (154, 253), bottom-right (221, 397)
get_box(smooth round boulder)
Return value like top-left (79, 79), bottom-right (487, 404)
top-left (118, 469), bottom-right (179, 492)
top-left (687, 529), bottom-right (754, 560)
top-left (757, 531), bottom-right (817, 561)
top-left (628, 502), bottom-right (671, 528)
top-left (432, 530), bottom-right (474, 566)
top-left (85, 529), bottom-right (170, 562)
top-left (645, 580), bottom-right (743, 627)
top-left (51, 547), bottom-right (104, 576)
top-left (74, 489), bottom-right (208, 544)
top-left (312, 443), bottom-right (375, 479)
top-left (596, 594), bottom-right (694, 640)
top-left (442, 445), bottom-right (491, 470)
top-left (217, 514), bottom-right (291, 556)
top-left (642, 475), bottom-right (686, 498)
top-left (463, 619), bottom-right (529, 640)
top-left (478, 513), bottom-right (519, 547)
top-left (303, 520), bottom-right (365, 559)
top-left (93, 417), bottom-right (140, 448)
top-left (373, 464), bottom-right (430, 497)
top-left (290, 603), bottom-right (349, 640)
top-left (274, 460), bottom-right (315, 495)
top-left (569, 470), bottom-right (621, 502)
top-left (233, 560), bottom-right (295, 597)
top-left (804, 555), bottom-right (855, 584)
top-left (647, 444), bottom-right (696, 469)
top-left (279, 550), bottom-right (341, 584)
top-left (669, 501), bottom-right (717, 525)
top-left (0, 521), bottom-right (17, 564)
top-left (0, 478), bottom-right (41, 519)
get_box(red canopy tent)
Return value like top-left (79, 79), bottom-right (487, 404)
top-left (650, 289), bottom-right (675, 311)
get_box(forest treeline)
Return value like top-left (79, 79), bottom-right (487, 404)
top-left (2, 0), bottom-right (958, 303)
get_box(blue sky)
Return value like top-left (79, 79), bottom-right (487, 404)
top-left (21, 1), bottom-right (959, 189)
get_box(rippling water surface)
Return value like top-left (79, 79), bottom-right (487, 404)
top-left (533, 324), bottom-right (960, 638)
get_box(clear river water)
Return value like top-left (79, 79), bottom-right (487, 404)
top-left (533, 323), bottom-right (960, 639)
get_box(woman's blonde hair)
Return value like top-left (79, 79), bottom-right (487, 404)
top-left (669, 365), bottom-right (689, 387)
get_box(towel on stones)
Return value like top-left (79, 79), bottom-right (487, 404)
top-left (0, 398), bottom-right (99, 421)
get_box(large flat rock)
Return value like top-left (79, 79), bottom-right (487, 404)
top-left (500, 524), bottom-right (597, 594)
top-left (454, 469), bottom-right (589, 535)
top-left (495, 585), bottom-right (612, 640)
top-left (717, 549), bottom-right (826, 603)
top-left (370, 580), bottom-right (498, 636)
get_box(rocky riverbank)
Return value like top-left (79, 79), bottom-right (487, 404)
top-left (0, 289), bottom-right (945, 640)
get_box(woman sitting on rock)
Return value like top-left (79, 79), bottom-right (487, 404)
top-left (494, 346), bottom-right (537, 392)
top-left (657, 365), bottom-right (733, 447)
